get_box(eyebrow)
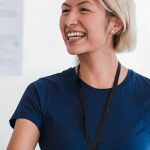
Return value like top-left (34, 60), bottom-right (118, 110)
top-left (62, 1), bottom-right (93, 8)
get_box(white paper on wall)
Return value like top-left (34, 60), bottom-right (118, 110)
top-left (0, 0), bottom-right (23, 75)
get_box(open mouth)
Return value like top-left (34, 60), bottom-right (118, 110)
top-left (66, 32), bottom-right (86, 41)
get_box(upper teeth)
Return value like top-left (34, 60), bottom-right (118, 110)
top-left (67, 32), bottom-right (85, 37)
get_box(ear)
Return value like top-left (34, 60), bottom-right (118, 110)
top-left (109, 17), bottom-right (123, 35)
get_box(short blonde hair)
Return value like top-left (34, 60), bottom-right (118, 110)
top-left (100, 0), bottom-right (137, 52)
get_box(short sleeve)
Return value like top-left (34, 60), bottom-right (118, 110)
top-left (9, 81), bottom-right (46, 131)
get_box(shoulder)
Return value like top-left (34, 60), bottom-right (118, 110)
top-left (40, 67), bottom-right (75, 82)
top-left (29, 67), bottom-right (76, 93)
top-left (131, 70), bottom-right (150, 88)
top-left (131, 72), bottom-right (150, 129)
top-left (18, 67), bottom-right (76, 115)
top-left (129, 70), bottom-right (150, 99)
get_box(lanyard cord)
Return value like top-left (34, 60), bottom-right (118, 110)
top-left (77, 62), bottom-right (121, 150)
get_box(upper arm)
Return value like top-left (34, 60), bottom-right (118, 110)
top-left (7, 119), bottom-right (40, 150)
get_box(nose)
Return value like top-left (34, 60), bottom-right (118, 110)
top-left (65, 11), bottom-right (78, 27)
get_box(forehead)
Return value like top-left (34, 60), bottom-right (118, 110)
top-left (62, 0), bottom-right (99, 6)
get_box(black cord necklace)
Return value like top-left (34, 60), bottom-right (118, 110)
top-left (76, 62), bottom-right (121, 150)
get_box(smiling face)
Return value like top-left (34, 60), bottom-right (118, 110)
top-left (60, 0), bottom-right (114, 55)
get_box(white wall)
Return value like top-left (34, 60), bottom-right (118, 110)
top-left (0, 0), bottom-right (150, 149)
top-left (118, 1), bottom-right (150, 78)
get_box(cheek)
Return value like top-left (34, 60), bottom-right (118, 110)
top-left (87, 18), bottom-right (108, 41)
top-left (59, 18), bottom-right (66, 40)
top-left (60, 16), bottom-right (66, 33)
top-left (59, 18), bottom-right (63, 32)
top-left (87, 25), bottom-right (106, 42)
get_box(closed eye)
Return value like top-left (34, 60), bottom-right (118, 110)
top-left (62, 9), bottom-right (70, 13)
top-left (79, 8), bottom-right (92, 14)
top-left (80, 8), bottom-right (90, 12)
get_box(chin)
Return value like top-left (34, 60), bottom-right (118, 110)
top-left (67, 48), bottom-right (79, 55)
top-left (67, 46), bottom-right (92, 55)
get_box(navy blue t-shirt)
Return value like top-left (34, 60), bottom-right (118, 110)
top-left (10, 67), bottom-right (150, 150)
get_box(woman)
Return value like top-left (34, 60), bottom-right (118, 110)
top-left (7, 0), bottom-right (150, 150)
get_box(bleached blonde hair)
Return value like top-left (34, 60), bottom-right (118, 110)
top-left (100, 0), bottom-right (137, 52)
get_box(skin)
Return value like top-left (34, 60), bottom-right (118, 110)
top-left (7, 0), bottom-right (128, 149)
top-left (60, 0), bottom-right (128, 88)
top-left (60, 0), bottom-right (110, 55)
top-left (7, 119), bottom-right (39, 150)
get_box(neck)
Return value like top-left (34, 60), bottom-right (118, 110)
top-left (76, 50), bottom-right (128, 89)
